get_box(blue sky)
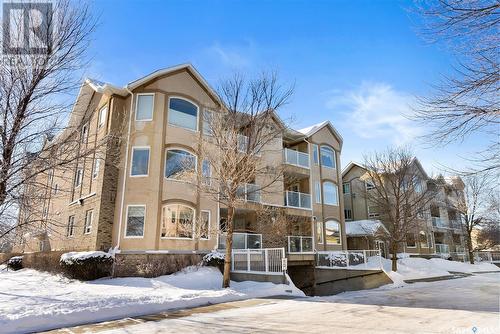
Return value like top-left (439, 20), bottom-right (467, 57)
top-left (86, 0), bottom-right (483, 175)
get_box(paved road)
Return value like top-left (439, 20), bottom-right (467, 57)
top-left (48, 273), bottom-right (500, 334)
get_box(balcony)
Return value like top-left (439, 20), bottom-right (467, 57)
top-left (432, 217), bottom-right (447, 228)
top-left (449, 220), bottom-right (462, 230)
top-left (435, 243), bottom-right (450, 254)
top-left (287, 236), bottom-right (314, 253)
top-left (218, 232), bottom-right (262, 249)
top-left (283, 148), bottom-right (309, 169)
top-left (236, 183), bottom-right (261, 203)
top-left (284, 191), bottom-right (311, 209)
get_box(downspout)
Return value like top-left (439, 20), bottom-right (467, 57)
top-left (115, 89), bottom-right (135, 250)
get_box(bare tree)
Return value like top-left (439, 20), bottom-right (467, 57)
top-left (0, 1), bottom-right (99, 245)
top-left (363, 147), bottom-right (435, 271)
top-left (413, 0), bottom-right (500, 174)
top-left (193, 72), bottom-right (293, 287)
top-left (447, 173), bottom-right (492, 263)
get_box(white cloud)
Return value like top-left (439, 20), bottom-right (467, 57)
top-left (206, 42), bottom-right (255, 69)
top-left (327, 82), bottom-right (421, 144)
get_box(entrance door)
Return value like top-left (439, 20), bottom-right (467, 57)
top-left (375, 240), bottom-right (387, 258)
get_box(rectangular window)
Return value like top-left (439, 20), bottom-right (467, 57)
top-left (93, 158), bottom-right (100, 179)
top-left (314, 181), bottom-right (321, 204)
top-left (126, 206), bottom-right (145, 237)
top-left (200, 210), bottom-right (210, 240)
top-left (81, 124), bottom-right (88, 142)
top-left (342, 183), bottom-right (350, 194)
top-left (419, 231), bottom-right (428, 248)
top-left (53, 183), bottom-right (58, 195)
top-left (135, 94), bottom-right (154, 121)
top-left (84, 210), bottom-right (93, 234)
top-left (316, 222), bottom-right (323, 244)
top-left (98, 106), bottom-right (108, 128)
top-left (325, 220), bottom-right (341, 245)
top-left (131, 147), bottom-right (150, 176)
top-left (74, 169), bottom-right (83, 187)
top-left (202, 159), bottom-right (211, 185)
top-left (323, 182), bottom-right (339, 206)
top-left (320, 146), bottom-right (336, 169)
top-left (344, 209), bottom-right (352, 220)
top-left (203, 109), bottom-right (213, 135)
top-left (67, 216), bottom-right (75, 237)
top-left (312, 144), bottom-right (319, 165)
top-left (368, 205), bottom-right (379, 218)
top-left (406, 233), bottom-right (416, 248)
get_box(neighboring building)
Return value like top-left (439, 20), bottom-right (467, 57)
top-left (13, 64), bottom-right (346, 271)
top-left (342, 160), bottom-right (467, 258)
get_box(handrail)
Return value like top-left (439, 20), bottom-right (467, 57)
top-left (283, 148), bottom-right (310, 168)
top-left (284, 191), bottom-right (312, 209)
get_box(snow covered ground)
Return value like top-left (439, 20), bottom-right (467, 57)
top-left (0, 265), bottom-right (303, 334)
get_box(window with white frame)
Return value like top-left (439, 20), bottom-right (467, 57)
top-left (365, 180), bottom-right (375, 190)
top-left (135, 94), bottom-right (154, 121)
top-left (168, 98), bottom-right (198, 131)
top-left (98, 106), bottom-right (107, 128)
top-left (342, 183), bottom-right (350, 194)
top-left (202, 109), bottom-right (213, 135)
top-left (312, 144), bottom-right (319, 165)
top-left (419, 231), bottom-right (428, 248)
top-left (67, 216), bottom-right (75, 237)
top-left (200, 210), bottom-right (210, 240)
top-left (368, 205), bottom-right (380, 217)
top-left (84, 210), bottom-right (93, 234)
top-left (93, 158), bottom-right (100, 179)
top-left (314, 181), bottom-right (321, 204)
top-left (125, 206), bottom-right (145, 237)
top-left (323, 182), bottom-right (338, 206)
top-left (320, 146), bottom-right (336, 168)
top-left (202, 159), bottom-right (211, 185)
top-left (325, 220), bottom-right (341, 245)
top-left (131, 147), bottom-right (150, 176)
top-left (316, 221), bottom-right (323, 244)
top-left (165, 149), bottom-right (196, 179)
top-left (406, 233), bottom-right (416, 247)
top-left (161, 204), bottom-right (194, 239)
top-left (74, 169), bottom-right (83, 187)
top-left (344, 209), bottom-right (352, 220)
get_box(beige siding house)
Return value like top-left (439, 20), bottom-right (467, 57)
top-left (14, 64), bottom-right (346, 272)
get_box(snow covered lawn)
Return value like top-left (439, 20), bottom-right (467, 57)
top-left (0, 266), bottom-right (303, 334)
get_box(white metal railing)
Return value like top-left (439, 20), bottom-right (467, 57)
top-left (450, 252), bottom-right (469, 262)
top-left (287, 236), bottom-right (314, 253)
top-left (218, 233), bottom-right (262, 250)
top-left (283, 148), bottom-right (310, 168)
top-left (474, 251), bottom-right (500, 263)
top-left (432, 217), bottom-right (447, 228)
top-left (231, 248), bottom-right (285, 274)
top-left (284, 191), bottom-right (312, 209)
top-left (316, 250), bottom-right (383, 270)
top-left (236, 183), bottom-right (261, 203)
top-left (435, 243), bottom-right (450, 254)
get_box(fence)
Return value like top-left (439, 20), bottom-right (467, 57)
top-left (316, 250), bottom-right (383, 270)
top-left (231, 248), bottom-right (285, 274)
top-left (474, 251), bottom-right (500, 263)
top-left (287, 236), bottom-right (314, 253)
top-left (284, 191), bottom-right (312, 209)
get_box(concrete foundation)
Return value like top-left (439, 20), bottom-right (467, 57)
top-left (230, 272), bottom-right (287, 285)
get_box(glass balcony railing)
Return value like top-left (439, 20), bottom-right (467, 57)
top-left (236, 183), bottom-right (261, 203)
top-left (283, 148), bottom-right (310, 168)
top-left (435, 244), bottom-right (450, 254)
top-left (218, 232), bottom-right (262, 249)
top-left (432, 217), bottom-right (447, 228)
top-left (284, 191), bottom-right (312, 209)
top-left (287, 236), bottom-right (314, 253)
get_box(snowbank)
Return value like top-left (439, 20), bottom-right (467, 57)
top-left (429, 258), bottom-right (500, 273)
top-left (60, 251), bottom-right (113, 265)
top-left (381, 257), bottom-right (450, 281)
top-left (0, 266), bottom-right (303, 333)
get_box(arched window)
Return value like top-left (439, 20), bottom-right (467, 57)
top-left (165, 149), bottom-right (196, 180)
top-left (320, 146), bottom-right (336, 168)
top-left (168, 98), bottom-right (198, 131)
top-left (419, 231), bottom-right (428, 248)
top-left (323, 181), bottom-right (339, 206)
top-left (325, 220), bottom-right (341, 245)
top-left (161, 204), bottom-right (195, 239)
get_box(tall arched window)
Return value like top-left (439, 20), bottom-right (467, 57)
top-left (161, 204), bottom-right (195, 239)
top-left (323, 181), bottom-right (339, 206)
top-left (165, 149), bottom-right (196, 180)
top-left (325, 220), bottom-right (341, 245)
top-left (168, 98), bottom-right (198, 131)
top-left (320, 145), bottom-right (336, 168)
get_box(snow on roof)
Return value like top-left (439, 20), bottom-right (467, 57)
top-left (297, 121), bottom-right (329, 137)
top-left (346, 220), bottom-right (388, 237)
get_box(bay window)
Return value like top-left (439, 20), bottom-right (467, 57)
top-left (165, 149), bottom-right (196, 179)
top-left (320, 146), bottom-right (336, 168)
top-left (323, 181), bottom-right (338, 206)
top-left (168, 98), bottom-right (198, 131)
top-left (161, 204), bottom-right (194, 239)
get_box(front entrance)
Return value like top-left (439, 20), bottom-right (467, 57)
top-left (375, 240), bottom-right (387, 258)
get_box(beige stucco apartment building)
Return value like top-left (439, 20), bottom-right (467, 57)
top-left (14, 64), bottom-right (346, 270)
top-left (342, 160), bottom-right (467, 258)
